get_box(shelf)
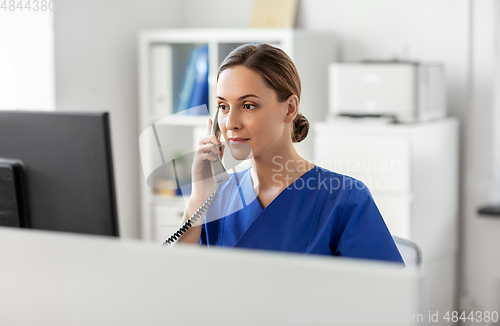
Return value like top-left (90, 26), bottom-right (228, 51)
top-left (478, 204), bottom-right (500, 217)
top-left (152, 194), bottom-right (188, 206)
top-left (151, 114), bottom-right (209, 127)
top-left (139, 28), bottom-right (294, 44)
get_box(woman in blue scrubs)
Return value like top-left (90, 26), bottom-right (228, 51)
top-left (177, 43), bottom-right (404, 264)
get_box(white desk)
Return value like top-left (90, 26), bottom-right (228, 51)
top-left (0, 228), bottom-right (422, 326)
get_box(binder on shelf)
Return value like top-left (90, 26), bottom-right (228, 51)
top-left (187, 44), bottom-right (209, 115)
top-left (175, 46), bottom-right (198, 114)
top-left (175, 44), bottom-right (209, 116)
top-left (150, 44), bottom-right (173, 117)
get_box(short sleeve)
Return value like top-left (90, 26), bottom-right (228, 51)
top-left (329, 184), bottom-right (404, 264)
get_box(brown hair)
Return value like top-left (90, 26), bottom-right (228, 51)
top-left (217, 43), bottom-right (309, 143)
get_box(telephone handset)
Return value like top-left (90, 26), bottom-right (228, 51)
top-left (210, 107), bottom-right (230, 184)
top-left (160, 109), bottom-right (229, 246)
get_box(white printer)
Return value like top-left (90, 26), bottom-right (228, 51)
top-left (328, 61), bottom-right (447, 123)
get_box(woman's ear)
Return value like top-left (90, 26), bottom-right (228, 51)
top-left (284, 95), bottom-right (299, 123)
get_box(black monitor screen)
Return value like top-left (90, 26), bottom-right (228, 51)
top-left (0, 111), bottom-right (119, 237)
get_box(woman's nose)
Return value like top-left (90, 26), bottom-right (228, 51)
top-left (225, 107), bottom-right (243, 130)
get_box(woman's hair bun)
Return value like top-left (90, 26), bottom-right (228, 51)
top-left (292, 113), bottom-right (309, 143)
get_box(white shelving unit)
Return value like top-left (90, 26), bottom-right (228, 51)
top-left (138, 28), bottom-right (337, 242)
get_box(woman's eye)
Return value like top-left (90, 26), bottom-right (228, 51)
top-left (217, 104), bottom-right (228, 111)
top-left (243, 104), bottom-right (256, 110)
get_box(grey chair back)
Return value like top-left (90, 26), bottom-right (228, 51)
top-left (393, 236), bottom-right (422, 268)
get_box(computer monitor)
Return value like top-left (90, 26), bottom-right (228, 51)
top-left (0, 110), bottom-right (119, 236)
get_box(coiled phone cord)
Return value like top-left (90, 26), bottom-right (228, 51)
top-left (160, 183), bottom-right (220, 247)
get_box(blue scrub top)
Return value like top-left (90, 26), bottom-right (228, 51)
top-left (200, 165), bottom-right (404, 264)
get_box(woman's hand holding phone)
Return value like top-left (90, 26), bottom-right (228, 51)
top-left (191, 118), bottom-right (225, 200)
top-left (175, 118), bottom-right (224, 244)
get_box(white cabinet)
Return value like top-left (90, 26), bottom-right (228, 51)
top-left (152, 197), bottom-right (186, 243)
top-left (313, 118), bottom-right (459, 323)
top-left (138, 28), bottom-right (337, 243)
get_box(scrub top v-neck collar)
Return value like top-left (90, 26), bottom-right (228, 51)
top-left (247, 164), bottom-right (317, 211)
top-left (228, 164), bottom-right (324, 250)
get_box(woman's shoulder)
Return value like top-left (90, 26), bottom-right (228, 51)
top-left (308, 165), bottom-right (372, 198)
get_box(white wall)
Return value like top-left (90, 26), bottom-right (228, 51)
top-left (493, 1), bottom-right (500, 203)
top-left (182, 0), bottom-right (254, 28)
top-left (296, 0), bottom-right (469, 120)
top-left (183, 0), bottom-right (469, 118)
top-left (0, 10), bottom-right (54, 110)
top-left (54, 0), bottom-right (184, 238)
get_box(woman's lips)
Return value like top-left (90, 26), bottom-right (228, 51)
top-left (229, 137), bottom-right (249, 145)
